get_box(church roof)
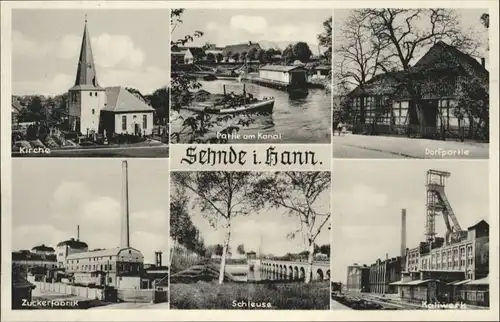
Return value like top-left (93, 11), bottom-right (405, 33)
top-left (103, 87), bottom-right (155, 113)
top-left (71, 19), bottom-right (101, 90)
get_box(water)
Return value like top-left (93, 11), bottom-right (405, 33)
top-left (171, 79), bottom-right (331, 144)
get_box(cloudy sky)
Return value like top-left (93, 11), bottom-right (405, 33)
top-left (12, 9), bottom-right (169, 96)
top-left (172, 172), bottom-right (331, 257)
top-left (171, 9), bottom-right (331, 55)
top-left (12, 159), bottom-right (169, 264)
top-left (330, 160), bottom-right (489, 283)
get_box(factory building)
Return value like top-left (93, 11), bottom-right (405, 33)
top-left (369, 256), bottom-right (403, 294)
top-left (390, 170), bottom-right (489, 307)
top-left (346, 264), bottom-right (370, 292)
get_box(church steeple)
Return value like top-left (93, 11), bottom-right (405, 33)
top-left (74, 16), bottom-right (100, 88)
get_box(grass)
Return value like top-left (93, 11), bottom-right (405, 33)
top-left (170, 280), bottom-right (329, 310)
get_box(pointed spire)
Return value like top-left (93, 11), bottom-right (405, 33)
top-left (74, 16), bottom-right (100, 88)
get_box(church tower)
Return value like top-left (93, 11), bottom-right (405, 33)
top-left (68, 16), bottom-right (106, 135)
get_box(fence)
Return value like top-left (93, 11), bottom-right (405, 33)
top-left (34, 281), bottom-right (105, 300)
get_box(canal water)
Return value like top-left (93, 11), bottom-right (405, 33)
top-left (171, 79), bottom-right (331, 144)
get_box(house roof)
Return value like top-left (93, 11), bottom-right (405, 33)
top-left (66, 247), bottom-right (143, 260)
top-left (413, 41), bottom-right (488, 76)
top-left (348, 42), bottom-right (489, 100)
top-left (56, 238), bottom-right (88, 249)
top-left (466, 276), bottom-right (488, 286)
top-left (32, 244), bottom-right (55, 252)
top-left (66, 247), bottom-right (121, 260)
top-left (103, 87), bottom-right (155, 113)
top-left (259, 64), bottom-right (305, 72)
top-left (222, 43), bottom-right (261, 56)
top-left (467, 219), bottom-right (489, 231)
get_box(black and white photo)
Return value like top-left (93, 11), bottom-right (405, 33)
top-left (11, 10), bottom-right (169, 158)
top-left (332, 9), bottom-right (489, 159)
top-left (330, 160), bottom-right (489, 310)
top-left (169, 171), bottom-right (331, 309)
top-left (170, 9), bottom-right (332, 144)
top-left (11, 159), bottom-right (169, 309)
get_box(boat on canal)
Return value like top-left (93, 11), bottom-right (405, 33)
top-left (183, 84), bottom-right (275, 115)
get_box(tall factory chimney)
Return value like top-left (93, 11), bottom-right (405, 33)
top-left (401, 209), bottom-right (407, 270)
top-left (121, 160), bottom-right (130, 249)
top-left (77, 225), bottom-right (80, 241)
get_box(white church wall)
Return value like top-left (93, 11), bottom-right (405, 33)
top-left (114, 112), bottom-right (154, 136)
top-left (79, 90), bottom-right (107, 135)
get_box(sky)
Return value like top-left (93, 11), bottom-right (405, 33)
top-left (12, 9), bottom-right (169, 96)
top-left (334, 8), bottom-right (490, 89)
top-left (12, 159), bottom-right (169, 264)
top-left (171, 172), bottom-right (331, 257)
top-left (171, 9), bottom-right (331, 55)
top-left (330, 160), bottom-right (489, 283)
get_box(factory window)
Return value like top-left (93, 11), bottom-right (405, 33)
top-left (100, 264), bottom-right (103, 270)
top-left (109, 256), bottom-right (112, 260)
top-left (92, 109), bottom-right (95, 115)
top-left (90, 92), bottom-right (93, 97)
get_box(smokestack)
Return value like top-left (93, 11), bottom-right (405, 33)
top-left (481, 57), bottom-right (485, 68)
top-left (401, 209), bottom-right (407, 271)
top-left (77, 225), bottom-right (80, 241)
top-left (121, 160), bottom-right (130, 249)
top-left (155, 251), bottom-right (163, 267)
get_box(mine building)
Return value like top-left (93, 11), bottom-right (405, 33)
top-left (390, 170), bottom-right (489, 307)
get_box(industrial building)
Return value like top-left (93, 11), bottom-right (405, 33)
top-left (345, 169), bottom-right (489, 308)
top-left (391, 170), bottom-right (489, 307)
top-left (346, 264), bottom-right (370, 292)
top-left (12, 161), bottom-right (168, 296)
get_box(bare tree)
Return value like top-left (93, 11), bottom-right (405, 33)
top-left (171, 172), bottom-right (261, 284)
top-left (358, 9), bottom-right (482, 131)
top-left (252, 172), bottom-right (331, 283)
top-left (336, 10), bottom-right (392, 89)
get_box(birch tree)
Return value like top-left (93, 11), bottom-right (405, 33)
top-left (171, 171), bottom-right (261, 284)
top-left (252, 172), bottom-right (331, 283)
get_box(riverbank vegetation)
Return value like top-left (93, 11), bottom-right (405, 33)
top-left (170, 280), bottom-right (330, 310)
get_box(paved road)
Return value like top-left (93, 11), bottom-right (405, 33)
top-left (13, 145), bottom-right (169, 158)
top-left (333, 144), bottom-right (410, 159)
top-left (333, 134), bottom-right (489, 159)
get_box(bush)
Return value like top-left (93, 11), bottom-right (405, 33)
top-left (170, 281), bottom-right (329, 309)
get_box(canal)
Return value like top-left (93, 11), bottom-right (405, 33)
top-left (171, 79), bottom-right (331, 144)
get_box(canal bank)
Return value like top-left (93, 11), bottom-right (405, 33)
top-left (171, 79), bottom-right (331, 144)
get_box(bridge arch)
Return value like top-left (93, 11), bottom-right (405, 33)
top-left (294, 266), bottom-right (299, 280)
top-left (288, 266), bottom-right (293, 280)
top-left (299, 267), bottom-right (305, 280)
top-left (316, 268), bottom-right (324, 280)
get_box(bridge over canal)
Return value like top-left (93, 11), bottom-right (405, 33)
top-left (251, 259), bottom-right (330, 281)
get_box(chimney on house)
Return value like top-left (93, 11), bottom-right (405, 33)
top-left (401, 208), bottom-right (407, 271)
top-left (155, 251), bottom-right (163, 267)
top-left (481, 57), bottom-right (486, 68)
top-left (248, 41), bottom-right (252, 46)
top-left (121, 160), bottom-right (130, 249)
top-left (77, 225), bottom-right (80, 241)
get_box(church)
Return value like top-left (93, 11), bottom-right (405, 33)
top-left (68, 19), bottom-right (155, 136)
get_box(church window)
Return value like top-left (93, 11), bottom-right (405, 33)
top-left (143, 115), bottom-right (147, 129)
top-left (122, 115), bottom-right (127, 131)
